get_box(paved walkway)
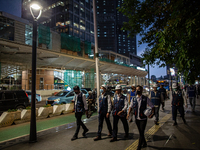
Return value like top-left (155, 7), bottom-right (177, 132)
top-left (0, 97), bottom-right (200, 150)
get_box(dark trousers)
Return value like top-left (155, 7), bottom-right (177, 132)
top-left (97, 113), bottom-right (112, 137)
top-left (136, 119), bottom-right (147, 148)
top-left (112, 115), bottom-right (129, 138)
top-left (154, 105), bottom-right (160, 121)
top-left (172, 105), bottom-right (185, 122)
top-left (74, 112), bottom-right (88, 137)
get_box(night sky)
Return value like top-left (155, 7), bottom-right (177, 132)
top-left (0, 0), bottom-right (166, 78)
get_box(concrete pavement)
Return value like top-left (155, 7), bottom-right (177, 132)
top-left (1, 97), bottom-right (200, 150)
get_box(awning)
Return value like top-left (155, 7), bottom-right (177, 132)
top-left (0, 38), bottom-right (147, 78)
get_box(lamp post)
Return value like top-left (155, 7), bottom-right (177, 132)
top-left (29, 1), bottom-right (42, 143)
top-left (93, 0), bottom-right (100, 101)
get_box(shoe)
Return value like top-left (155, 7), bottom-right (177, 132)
top-left (82, 129), bottom-right (89, 137)
top-left (154, 121), bottom-right (159, 125)
top-left (183, 119), bottom-right (187, 124)
top-left (94, 136), bottom-right (102, 141)
top-left (110, 137), bottom-right (117, 142)
top-left (173, 122), bottom-right (177, 126)
top-left (71, 136), bottom-right (78, 141)
top-left (136, 146), bottom-right (141, 150)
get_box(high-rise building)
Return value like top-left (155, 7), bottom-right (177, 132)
top-left (96, 0), bottom-right (137, 57)
top-left (21, 0), bottom-right (94, 43)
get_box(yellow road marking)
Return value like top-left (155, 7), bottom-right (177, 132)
top-left (126, 114), bottom-right (171, 150)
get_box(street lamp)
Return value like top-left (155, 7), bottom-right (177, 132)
top-left (29, 1), bottom-right (42, 143)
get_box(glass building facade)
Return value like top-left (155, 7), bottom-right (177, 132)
top-left (96, 0), bottom-right (137, 57)
top-left (22, 0), bottom-right (94, 43)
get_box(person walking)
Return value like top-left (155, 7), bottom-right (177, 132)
top-left (71, 86), bottom-right (89, 141)
top-left (110, 85), bottom-right (129, 142)
top-left (158, 84), bottom-right (167, 110)
top-left (127, 84), bottom-right (136, 122)
top-left (127, 85), bottom-right (154, 150)
top-left (94, 85), bottom-right (112, 141)
top-left (187, 84), bottom-right (197, 112)
top-left (171, 83), bottom-right (186, 126)
top-left (149, 84), bottom-right (164, 125)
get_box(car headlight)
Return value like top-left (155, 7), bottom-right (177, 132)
top-left (54, 98), bottom-right (60, 102)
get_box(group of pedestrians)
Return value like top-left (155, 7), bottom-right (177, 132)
top-left (70, 82), bottom-right (198, 150)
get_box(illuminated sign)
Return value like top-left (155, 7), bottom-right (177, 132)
top-left (170, 68), bottom-right (175, 76)
top-left (137, 67), bottom-right (146, 71)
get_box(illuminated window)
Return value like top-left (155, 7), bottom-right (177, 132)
top-left (80, 25), bottom-right (86, 30)
top-left (74, 23), bottom-right (79, 28)
top-left (65, 21), bottom-right (71, 25)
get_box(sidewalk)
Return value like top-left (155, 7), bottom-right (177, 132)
top-left (1, 97), bottom-right (200, 150)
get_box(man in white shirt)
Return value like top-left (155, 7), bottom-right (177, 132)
top-left (127, 85), bottom-right (154, 150)
top-left (71, 86), bottom-right (89, 141)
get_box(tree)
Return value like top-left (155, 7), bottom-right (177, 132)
top-left (118, 0), bottom-right (200, 84)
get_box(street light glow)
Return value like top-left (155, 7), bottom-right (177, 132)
top-left (30, 2), bottom-right (43, 21)
top-left (30, 4), bottom-right (41, 10)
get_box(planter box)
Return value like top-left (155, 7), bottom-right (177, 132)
top-left (0, 112), bottom-right (15, 127)
top-left (63, 103), bottom-right (74, 114)
top-left (20, 108), bottom-right (38, 122)
top-left (38, 107), bottom-right (52, 119)
top-left (84, 54), bottom-right (89, 58)
top-left (53, 105), bottom-right (64, 116)
top-left (67, 50), bottom-right (73, 55)
top-left (73, 52), bottom-right (78, 56)
top-left (61, 49), bottom-right (67, 54)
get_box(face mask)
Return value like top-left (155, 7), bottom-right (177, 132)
top-left (136, 90), bottom-right (142, 95)
top-left (74, 92), bottom-right (79, 94)
top-left (100, 89), bottom-right (104, 94)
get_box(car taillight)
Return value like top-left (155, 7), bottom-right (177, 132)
top-left (25, 92), bottom-right (28, 98)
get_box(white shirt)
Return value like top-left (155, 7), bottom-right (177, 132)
top-left (130, 95), bottom-right (154, 120)
top-left (100, 93), bottom-right (112, 113)
top-left (73, 92), bottom-right (88, 111)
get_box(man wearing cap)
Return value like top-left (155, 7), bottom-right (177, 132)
top-left (110, 85), bottom-right (129, 142)
top-left (158, 84), bottom-right (167, 110)
top-left (127, 85), bottom-right (154, 150)
top-left (149, 84), bottom-right (164, 125)
top-left (71, 86), bottom-right (89, 141)
top-left (171, 83), bottom-right (186, 125)
top-left (94, 85), bottom-right (112, 141)
top-left (128, 84), bottom-right (136, 122)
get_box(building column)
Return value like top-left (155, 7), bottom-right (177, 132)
top-left (130, 75), bottom-right (133, 85)
top-left (138, 77), bottom-right (141, 85)
top-left (83, 70), bottom-right (85, 88)
top-left (133, 76), bottom-right (135, 85)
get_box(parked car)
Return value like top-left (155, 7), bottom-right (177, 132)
top-left (26, 91), bottom-right (42, 103)
top-left (0, 90), bottom-right (30, 112)
top-left (46, 89), bottom-right (89, 106)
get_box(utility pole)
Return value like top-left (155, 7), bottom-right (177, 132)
top-left (148, 64), bottom-right (150, 94)
top-left (93, 0), bottom-right (100, 104)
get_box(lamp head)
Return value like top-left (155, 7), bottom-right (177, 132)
top-left (30, 1), bottom-right (43, 21)
top-left (30, 3), bottom-right (42, 10)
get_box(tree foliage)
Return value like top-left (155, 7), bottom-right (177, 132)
top-left (118, 0), bottom-right (200, 84)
